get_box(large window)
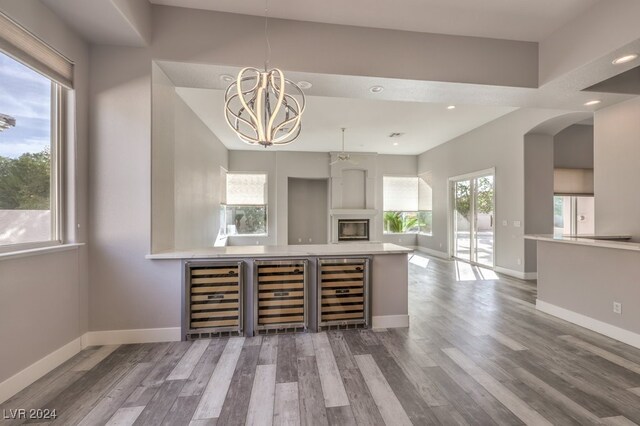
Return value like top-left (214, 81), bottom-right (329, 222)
top-left (383, 175), bottom-right (433, 235)
top-left (222, 173), bottom-right (267, 236)
top-left (0, 52), bottom-right (62, 249)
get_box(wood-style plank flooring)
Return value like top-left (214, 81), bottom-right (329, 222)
top-left (4, 254), bottom-right (640, 425)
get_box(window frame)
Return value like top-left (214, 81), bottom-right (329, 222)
top-left (222, 172), bottom-right (268, 237)
top-left (382, 175), bottom-right (430, 235)
top-left (0, 54), bottom-right (65, 254)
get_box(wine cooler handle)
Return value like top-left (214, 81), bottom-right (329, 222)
top-left (207, 294), bottom-right (224, 300)
top-left (336, 289), bottom-right (350, 294)
top-left (274, 291), bottom-right (290, 297)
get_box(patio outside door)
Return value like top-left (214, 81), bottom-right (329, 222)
top-left (450, 169), bottom-right (495, 267)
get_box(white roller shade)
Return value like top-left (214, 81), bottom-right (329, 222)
top-left (0, 11), bottom-right (74, 88)
top-left (226, 173), bottom-right (267, 205)
top-left (383, 176), bottom-right (418, 211)
top-left (554, 168), bottom-right (594, 195)
top-left (418, 172), bottom-right (433, 211)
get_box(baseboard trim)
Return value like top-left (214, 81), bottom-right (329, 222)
top-left (0, 336), bottom-right (82, 404)
top-left (81, 327), bottom-right (182, 347)
top-left (494, 266), bottom-right (537, 281)
top-left (372, 315), bottom-right (409, 329)
top-left (536, 299), bottom-right (640, 349)
top-left (411, 246), bottom-right (449, 260)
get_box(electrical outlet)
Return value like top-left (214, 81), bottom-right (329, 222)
top-left (298, 238), bottom-right (302, 243)
top-left (516, 258), bottom-right (522, 266)
top-left (439, 243), bottom-right (443, 248)
top-left (308, 238), bottom-right (312, 242)
top-left (613, 302), bottom-right (622, 314)
top-left (502, 220), bottom-right (508, 226)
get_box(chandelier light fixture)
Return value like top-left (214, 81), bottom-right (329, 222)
top-left (0, 113), bottom-right (16, 132)
top-left (224, 0), bottom-right (306, 147)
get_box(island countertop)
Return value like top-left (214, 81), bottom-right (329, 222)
top-left (146, 243), bottom-right (413, 260)
top-left (525, 234), bottom-right (640, 251)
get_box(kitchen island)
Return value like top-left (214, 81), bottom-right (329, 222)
top-left (147, 243), bottom-right (412, 338)
top-left (526, 234), bottom-right (640, 349)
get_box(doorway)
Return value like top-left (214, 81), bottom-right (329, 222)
top-left (450, 169), bottom-right (495, 267)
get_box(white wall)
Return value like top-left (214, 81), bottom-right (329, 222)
top-left (0, 0), bottom-right (89, 387)
top-left (417, 109), bottom-right (574, 272)
top-left (594, 97), bottom-right (640, 241)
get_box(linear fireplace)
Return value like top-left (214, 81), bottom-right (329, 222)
top-left (338, 219), bottom-right (369, 241)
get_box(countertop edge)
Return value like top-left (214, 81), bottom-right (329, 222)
top-left (525, 235), bottom-right (640, 251)
top-left (146, 245), bottom-right (414, 260)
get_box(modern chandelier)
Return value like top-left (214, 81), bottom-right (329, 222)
top-left (223, 1), bottom-right (306, 147)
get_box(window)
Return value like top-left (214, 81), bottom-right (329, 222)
top-left (554, 196), bottom-right (595, 236)
top-left (383, 176), bottom-right (419, 234)
top-left (222, 173), bottom-right (267, 236)
top-left (383, 175), bottom-right (433, 235)
top-left (0, 52), bottom-right (63, 249)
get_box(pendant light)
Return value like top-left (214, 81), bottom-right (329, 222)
top-left (224, 0), bottom-right (306, 147)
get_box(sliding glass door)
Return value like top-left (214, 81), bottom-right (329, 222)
top-left (451, 170), bottom-right (495, 267)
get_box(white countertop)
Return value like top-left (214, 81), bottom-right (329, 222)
top-left (525, 234), bottom-right (640, 251)
top-left (146, 243), bottom-right (413, 260)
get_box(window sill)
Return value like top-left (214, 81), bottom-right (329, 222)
top-left (0, 243), bottom-right (84, 261)
top-left (384, 232), bottom-right (418, 236)
top-left (418, 232), bottom-right (433, 237)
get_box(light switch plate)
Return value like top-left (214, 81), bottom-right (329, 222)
top-left (513, 220), bottom-right (521, 227)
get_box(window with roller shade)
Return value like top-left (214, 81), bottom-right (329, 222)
top-left (0, 12), bottom-right (72, 250)
top-left (383, 176), bottom-right (419, 234)
top-left (222, 173), bottom-right (268, 236)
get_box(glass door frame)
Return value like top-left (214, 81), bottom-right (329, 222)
top-left (448, 167), bottom-right (496, 268)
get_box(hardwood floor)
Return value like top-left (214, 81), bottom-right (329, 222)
top-left (4, 254), bottom-right (640, 425)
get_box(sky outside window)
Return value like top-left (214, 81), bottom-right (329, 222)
top-left (0, 52), bottom-right (51, 158)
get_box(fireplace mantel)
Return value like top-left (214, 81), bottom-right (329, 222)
top-left (330, 209), bottom-right (378, 217)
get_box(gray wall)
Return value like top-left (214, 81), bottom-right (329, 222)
top-left (0, 1), bottom-right (89, 384)
top-left (417, 109), bottom-right (575, 272)
top-left (174, 96), bottom-right (228, 249)
top-left (594, 97), bottom-right (640, 241)
top-left (554, 124), bottom-right (594, 169)
top-left (524, 134), bottom-right (554, 273)
top-left (151, 66), bottom-right (229, 251)
top-left (287, 178), bottom-right (329, 245)
top-left (151, 64), bottom-right (175, 252)
top-left (537, 241), bottom-right (640, 335)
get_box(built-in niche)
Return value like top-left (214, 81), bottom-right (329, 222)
top-left (287, 178), bottom-right (329, 245)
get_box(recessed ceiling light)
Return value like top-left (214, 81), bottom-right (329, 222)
top-left (447, 105), bottom-right (456, 110)
top-left (369, 86), bottom-right (384, 93)
top-left (584, 100), bottom-right (601, 106)
top-left (297, 81), bottom-right (312, 89)
top-left (393, 142), bottom-right (399, 146)
top-left (612, 54), bottom-right (638, 65)
top-left (220, 74), bottom-right (234, 83)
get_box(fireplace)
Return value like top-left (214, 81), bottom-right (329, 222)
top-left (338, 219), bottom-right (369, 241)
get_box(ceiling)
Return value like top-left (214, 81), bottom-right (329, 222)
top-left (175, 87), bottom-right (516, 155)
top-left (149, 0), bottom-right (600, 42)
